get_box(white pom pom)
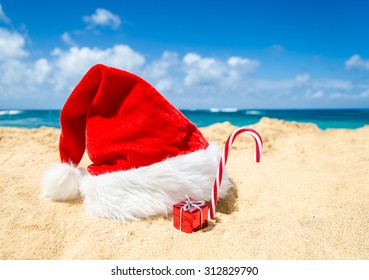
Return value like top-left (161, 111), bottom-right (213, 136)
top-left (41, 162), bottom-right (86, 201)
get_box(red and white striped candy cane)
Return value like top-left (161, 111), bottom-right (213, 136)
top-left (209, 127), bottom-right (263, 220)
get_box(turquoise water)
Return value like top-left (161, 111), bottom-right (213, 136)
top-left (0, 109), bottom-right (368, 129)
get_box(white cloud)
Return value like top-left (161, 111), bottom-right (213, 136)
top-left (141, 51), bottom-right (180, 94)
top-left (183, 53), bottom-right (224, 86)
top-left (311, 90), bottom-right (324, 99)
top-left (1, 59), bottom-right (50, 85)
top-left (329, 92), bottom-right (350, 99)
top-left (0, 60), bottom-right (26, 85)
top-left (345, 54), bottom-right (369, 70)
top-left (183, 53), bottom-right (259, 87)
top-left (33, 59), bottom-right (53, 84)
top-left (251, 78), bottom-right (295, 91)
top-left (0, 4), bottom-right (10, 24)
top-left (227, 56), bottom-right (260, 73)
top-left (0, 28), bottom-right (28, 60)
top-left (295, 73), bottom-right (310, 84)
top-left (226, 57), bottom-right (259, 87)
top-left (61, 32), bottom-right (77, 46)
top-left (83, 8), bottom-right (121, 29)
top-left (143, 51), bottom-right (179, 80)
top-left (312, 78), bottom-right (352, 90)
top-left (51, 44), bottom-right (145, 90)
top-left (270, 44), bottom-right (285, 55)
top-left (0, 30), bottom-right (45, 92)
top-left (0, 42), bottom-right (146, 105)
top-left (0, 58), bottom-right (53, 103)
top-left (295, 75), bottom-right (353, 98)
top-left (0, 21), bottom-right (367, 109)
top-left (183, 53), bottom-right (203, 65)
top-left (360, 89), bottom-right (369, 98)
top-left (155, 79), bottom-right (173, 92)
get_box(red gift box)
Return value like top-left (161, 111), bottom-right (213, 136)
top-left (173, 196), bottom-right (208, 233)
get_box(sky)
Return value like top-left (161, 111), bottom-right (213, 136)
top-left (0, 0), bottom-right (369, 109)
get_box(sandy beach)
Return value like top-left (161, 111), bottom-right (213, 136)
top-left (0, 117), bottom-right (368, 260)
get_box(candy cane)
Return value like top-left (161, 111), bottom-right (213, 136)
top-left (209, 127), bottom-right (263, 220)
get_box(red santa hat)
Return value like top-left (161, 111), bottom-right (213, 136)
top-left (41, 64), bottom-right (231, 221)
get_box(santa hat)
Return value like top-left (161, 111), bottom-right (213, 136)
top-left (41, 64), bottom-right (231, 221)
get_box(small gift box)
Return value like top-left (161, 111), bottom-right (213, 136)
top-left (173, 196), bottom-right (208, 233)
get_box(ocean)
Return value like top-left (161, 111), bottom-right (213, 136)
top-left (0, 109), bottom-right (368, 130)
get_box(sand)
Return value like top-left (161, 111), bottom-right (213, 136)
top-left (0, 117), bottom-right (368, 260)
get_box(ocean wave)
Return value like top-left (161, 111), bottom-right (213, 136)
top-left (0, 110), bottom-right (24, 116)
top-left (245, 110), bottom-right (262, 115)
top-left (210, 108), bottom-right (238, 113)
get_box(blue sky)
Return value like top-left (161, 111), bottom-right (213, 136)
top-left (0, 0), bottom-right (369, 109)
